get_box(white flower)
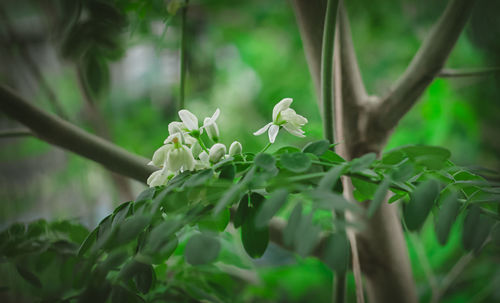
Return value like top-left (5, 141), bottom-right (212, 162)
top-left (147, 167), bottom-right (172, 187)
top-left (204, 117), bottom-right (220, 142)
top-left (178, 109), bottom-right (199, 132)
top-left (253, 98), bottom-right (308, 143)
top-left (149, 144), bottom-right (174, 166)
top-left (166, 144), bottom-right (196, 172)
top-left (229, 141), bottom-right (242, 156)
top-left (209, 143), bottom-right (226, 163)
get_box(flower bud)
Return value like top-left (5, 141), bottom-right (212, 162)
top-left (209, 143), bottom-right (226, 163)
top-left (204, 117), bottom-right (220, 142)
top-left (229, 141), bottom-right (242, 156)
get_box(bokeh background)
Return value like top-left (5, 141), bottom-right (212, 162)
top-left (1, 0), bottom-right (499, 302)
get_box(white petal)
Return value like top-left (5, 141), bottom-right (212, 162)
top-left (181, 145), bottom-right (196, 170)
top-left (204, 117), bottom-right (220, 141)
top-left (253, 122), bottom-right (272, 136)
top-left (178, 109), bottom-right (198, 131)
top-left (283, 124), bottom-right (305, 137)
top-left (168, 121), bottom-right (185, 135)
top-left (268, 124), bottom-right (280, 143)
top-left (151, 144), bottom-right (173, 166)
top-left (208, 108), bottom-right (220, 124)
top-left (272, 98), bottom-right (293, 121)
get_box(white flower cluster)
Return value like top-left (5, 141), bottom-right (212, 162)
top-left (147, 98), bottom-right (307, 187)
top-left (147, 108), bottom-right (243, 187)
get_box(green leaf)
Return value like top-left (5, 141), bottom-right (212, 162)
top-left (112, 202), bottom-right (132, 227)
top-left (241, 195), bottom-right (269, 258)
top-left (462, 206), bottom-right (494, 252)
top-left (367, 178), bottom-right (391, 217)
top-left (135, 187), bottom-right (156, 202)
top-left (320, 150), bottom-right (345, 163)
top-left (214, 183), bottom-right (243, 215)
top-left (255, 189), bottom-right (288, 228)
top-left (318, 165), bottom-right (344, 191)
top-left (16, 265), bottom-right (42, 288)
top-left (134, 263), bottom-right (154, 294)
top-left (145, 220), bottom-right (181, 252)
top-left (234, 194), bottom-right (250, 228)
top-left (402, 145), bottom-right (451, 170)
top-left (78, 228), bottom-right (97, 257)
top-left (184, 169), bottom-right (213, 187)
top-left (293, 212), bottom-right (320, 256)
top-left (303, 140), bottom-right (330, 156)
top-left (391, 161), bottom-right (414, 182)
top-left (403, 179), bottom-right (440, 231)
top-left (323, 233), bottom-right (350, 273)
top-left (185, 233), bottom-right (221, 265)
top-left (349, 153), bottom-right (376, 173)
top-left (381, 149), bottom-right (406, 165)
top-left (434, 191), bottom-right (460, 245)
top-left (310, 191), bottom-right (363, 213)
top-left (284, 203), bottom-right (302, 247)
top-left (100, 251), bottom-right (129, 273)
top-left (352, 177), bottom-right (378, 201)
top-left (255, 153), bottom-right (276, 171)
top-left (219, 164), bottom-right (236, 180)
top-left (280, 152), bottom-right (312, 173)
top-left (274, 146), bottom-right (301, 154)
top-left (198, 209), bottom-right (230, 231)
top-left (114, 215), bottom-right (151, 246)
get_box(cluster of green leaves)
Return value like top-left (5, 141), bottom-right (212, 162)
top-left (1, 142), bottom-right (499, 302)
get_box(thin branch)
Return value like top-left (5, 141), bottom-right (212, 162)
top-left (291, 0), bottom-right (327, 98)
top-left (320, 0), bottom-right (338, 144)
top-left (0, 85), bottom-right (155, 183)
top-left (179, 0), bottom-right (189, 110)
top-left (0, 128), bottom-right (33, 138)
top-left (438, 67), bottom-right (500, 78)
top-left (377, 0), bottom-right (478, 132)
top-left (336, 2), bottom-right (368, 106)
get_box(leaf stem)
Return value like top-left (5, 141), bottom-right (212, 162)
top-left (260, 142), bottom-right (272, 154)
top-left (197, 137), bottom-right (210, 154)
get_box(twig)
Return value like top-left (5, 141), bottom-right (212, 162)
top-left (0, 85), bottom-right (155, 183)
top-left (377, 0), bottom-right (478, 132)
top-left (0, 128), bottom-right (33, 138)
top-left (437, 67), bottom-right (500, 78)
